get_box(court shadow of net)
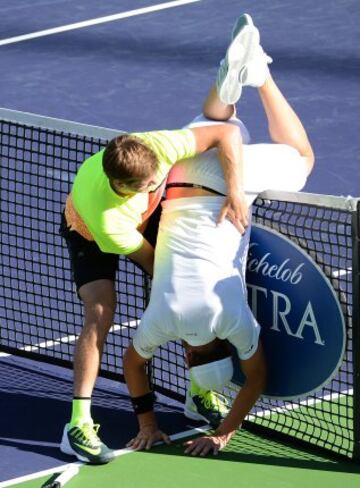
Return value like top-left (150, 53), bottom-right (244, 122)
top-left (0, 356), bottom-right (200, 462)
top-left (146, 430), bottom-right (360, 475)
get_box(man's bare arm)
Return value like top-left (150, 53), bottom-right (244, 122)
top-left (123, 345), bottom-right (170, 450)
top-left (184, 342), bottom-right (266, 456)
top-left (190, 124), bottom-right (249, 233)
top-left (127, 239), bottom-right (154, 276)
top-left (215, 342), bottom-right (266, 435)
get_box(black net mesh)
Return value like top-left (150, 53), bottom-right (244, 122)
top-left (0, 115), bottom-right (358, 461)
top-left (0, 119), bottom-right (146, 380)
top-left (245, 199), bottom-right (354, 458)
top-left (151, 198), bottom-right (355, 459)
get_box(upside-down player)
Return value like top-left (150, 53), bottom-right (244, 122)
top-left (123, 13), bottom-right (314, 456)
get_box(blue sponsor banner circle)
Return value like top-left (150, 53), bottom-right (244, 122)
top-left (232, 223), bottom-right (346, 400)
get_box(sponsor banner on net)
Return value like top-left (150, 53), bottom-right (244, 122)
top-left (232, 224), bottom-right (346, 400)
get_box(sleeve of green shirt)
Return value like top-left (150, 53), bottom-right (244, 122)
top-left (133, 129), bottom-right (196, 169)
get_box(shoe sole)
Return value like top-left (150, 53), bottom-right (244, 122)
top-left (231, 13), bottom-right (254, 39)
top-left (218, 26), bottom-right (260, 105)
top-left (60, 429), bottom-right (89, 463)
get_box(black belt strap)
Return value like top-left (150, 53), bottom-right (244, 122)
top-left (165, 182), bottom-right (225, 196)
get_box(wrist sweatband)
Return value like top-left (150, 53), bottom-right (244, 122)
top-left (131, 392), bottom-right (155, 414)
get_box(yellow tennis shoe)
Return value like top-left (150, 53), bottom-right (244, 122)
top-left (184, 382), bottom-right (229, 428)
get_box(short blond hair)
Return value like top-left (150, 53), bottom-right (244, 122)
top-left (103, 135), bottom-right (158, 184)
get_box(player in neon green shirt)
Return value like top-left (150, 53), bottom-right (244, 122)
top-left (59, 51), bottom-right (251, 463)
top-left (69, 130), bottom-right (198, 255)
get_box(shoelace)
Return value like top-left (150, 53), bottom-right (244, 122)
top-left (74, 423), bottom-right (101, 447)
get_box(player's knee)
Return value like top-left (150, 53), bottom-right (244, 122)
top-left (80, 280), bottom-right (116, 306)
top-left (85, 301), bottom-right (115, 324)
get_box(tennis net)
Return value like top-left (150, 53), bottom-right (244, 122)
top-left (0, 108), bottom-right (359, 462)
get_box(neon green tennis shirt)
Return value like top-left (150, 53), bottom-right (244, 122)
top-left (70, 129), bottom-right (196, 255)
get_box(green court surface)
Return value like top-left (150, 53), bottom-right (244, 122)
top-left (14, 430), bottom-right (360, 488)
top-left (250, 394), bottom-right (353, 458)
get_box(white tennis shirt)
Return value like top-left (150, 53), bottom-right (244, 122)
top-left (133, 116), bottom-right (309, 361)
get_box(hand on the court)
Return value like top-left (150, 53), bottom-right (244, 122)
top-left (217, 192), bottom-right (249, 234)
top-left (127, 426), bottom-right (171, 451)
top-left (183, 433), bottom-right (231, 456)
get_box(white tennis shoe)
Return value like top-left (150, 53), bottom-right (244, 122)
top-left (240, 44), bottom-right (273, 88)
top-left (216, 13), bottom-right (260, 105)
top-left (216, 14), bottom-right (273, 104)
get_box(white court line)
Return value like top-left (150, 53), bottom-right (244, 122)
top-left (0, 462), bottom-right (82, 488)
top-left (0, 320), bottom-right (139, 358)
top-left (332, 267), bottom-right (352, 278)
top-left (0, 425), bottom-right (209, 487)
top-left (0, 0), bottom-right (201, 47)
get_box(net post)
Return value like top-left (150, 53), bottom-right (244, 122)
top-left (352, 200), bottom-right (360, 462)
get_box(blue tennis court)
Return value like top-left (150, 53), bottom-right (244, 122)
top-left (1, 0), bottom-right (359, 196)
top-left (1, 0), bottom-right (359, 486)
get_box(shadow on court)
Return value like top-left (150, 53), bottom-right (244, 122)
top-left (146, 430), bottom-right (360, 475)
top-left (0, 356), bottom-right (201, 481)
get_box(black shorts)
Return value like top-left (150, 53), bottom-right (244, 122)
top-left (59, 204), bottom-right (162, 292)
